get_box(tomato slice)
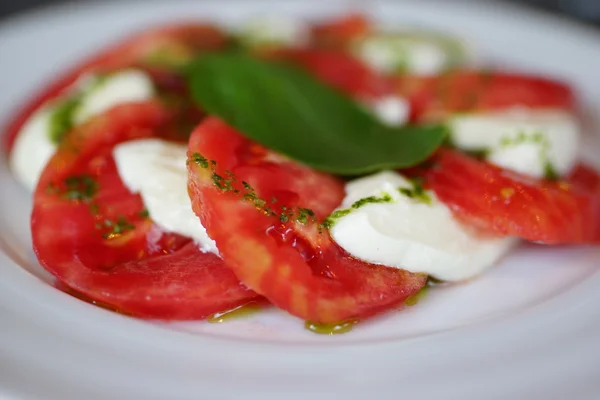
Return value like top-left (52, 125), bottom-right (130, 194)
top-left (425, 149), bottom-right (600, 244)
top-left (310, 13), bottom-right (372, 49)
top-left (187, 117), bottom-right (426, 324)
top-left (394, 70), bottom-right (576, 122)
top-left (32, 102), bottom-right (258, 319)
top-left (265, 48), bottom-right (392, 99)
top-left (3, 23), bottom-right (227, 152)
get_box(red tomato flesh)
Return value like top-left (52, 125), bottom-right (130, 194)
top-left (31, 102), bottom-right (259, 319)
top-left (269, 48), bottom-right (393, 99)
top-left (395, 70), bottom-right (576, 122)
top-left (3, 23), bottom-right (227, 153)
top-left (310, 13), bottom-right (372, 49)
top-left (187, 117), bottom-right (426, 324)
top-left (425, 149), bottom-right (600, 244)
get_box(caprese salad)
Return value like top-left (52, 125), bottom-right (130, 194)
top-left (5, 14), bottom-right (600, 333)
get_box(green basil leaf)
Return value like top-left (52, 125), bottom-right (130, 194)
top-left (187, 53), bottom-right (447, 175)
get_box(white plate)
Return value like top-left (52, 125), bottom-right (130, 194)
top-left (1, 0), bottom-right (600, 399)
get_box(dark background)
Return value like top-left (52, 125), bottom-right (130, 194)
top-left (1, 0), bottom-right (600, 27)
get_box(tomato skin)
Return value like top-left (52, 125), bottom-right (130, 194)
top-left (394, 70), bottom-right (577, 122)
top-left (3, 23), bottom-right (227, 153)
top-left (310, 13), bottom-right (372, 49)
top-left (266, 48), bottom-right (393, 99)
top-left (187, 117), bottom-right (426, 324)
top-left (425, 149), bottom-right (600, 244)
top-left (32, 102), bottom-right (259, 319)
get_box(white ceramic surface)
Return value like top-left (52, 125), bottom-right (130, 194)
top-left (1, 1), bottom-right (600, 399)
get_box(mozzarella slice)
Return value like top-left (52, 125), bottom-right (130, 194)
top-left (113, 139), bottom-right (218, 254)
top-left (73, 70), bottom-right (155, 124)
top-left (8, 106), bottom-right (57, 191)
top-left (237, 16), bottom-right (308, 48)
top-left (9, 69), bottom-right (155, 191)
top-left (368, 95), bottom-right (410, 126)
top-left (352, 32), bottom-right (469, 75)
top-left (328, 171), bottom-right (517, 282)
top-left (449, 108), bottom-right (580, 178)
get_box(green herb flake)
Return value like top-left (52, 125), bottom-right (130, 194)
top-left (138, 208), bottom-right (150, 218)
top-left (398, 179), bottom-right (432, 205)
top-left (212, 173), bottom-right (235, 192)
top-left (296, 208), bottom-right (316, 224)
top-left (463, 147), bottom-right (490, 160)
top-left (101, 216), bottom-right (135, 239)
top-left (544, 161), bottom-right (560, 181)
top-left (48, 97), bottom-right (80, 144)
top-left (189, 152), bottom-right (209, 168)
top-left (351, 193), bottom-right (393, 209)
top-left (60, 175), bottom-right (98, 202)
top-left (322, 209), bottom-right (352, 229)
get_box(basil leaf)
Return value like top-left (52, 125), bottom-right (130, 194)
top-left (187, 53), bottom-right (447, 175)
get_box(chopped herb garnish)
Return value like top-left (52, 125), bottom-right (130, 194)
top-left (189, 152), bottom-right (209, 168)
top-left (544, 161), bottom-right (560, 181)
top-left (48, 97), bottom-right (80, 144)
top-left (63, 175), bottom-right (98, 201)
top-left (189, 151), bottom-right (322, 229)
top-left (463, 148), bottom-right (490, 160)
top-left (138, 208), bottom-right (150, 218)
top-left (296, 208), bottom-right (316, 225)
top-left (324, 178), bottom-right (432, 229)
top-left (101, 216), bottom-right (135, 239)
top-left (47, 175), bottom-right (98, 202)
top-left (398, 178), bottom-right (432, 205)
top-left (351, 193), bottom-right (393, 209)
top-left (499, 131), bottom-right (560, 180)
top-left (323, 209), bottom-right (352, 229)
top-left (212, 173), bottom-right (235, 192)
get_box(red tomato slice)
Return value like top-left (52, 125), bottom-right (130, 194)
top-left (187, 117), bottom-right (426, 324)
top-left (32, 101), bottom-right (258, 319)
top-left (310, 13), bottom-right (372, 49)
top-left (266, 48), bottom-right (392, 99)
top-left (3, 23), bottom-right (227, 152)
top-left (395, 70), bottom-right (576, 122)
top-left (425, 149), bottom-right (600, 244)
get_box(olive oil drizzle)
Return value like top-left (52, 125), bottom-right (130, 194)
top-left (404, 285), bottom-right (429, 306)
top-left (304, 319), bottom-right (358, 335)
top-left (207, 301), bottom-right (265, 323)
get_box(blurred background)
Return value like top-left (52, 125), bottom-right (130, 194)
top-left (0, 0), bottom-right (600, 26)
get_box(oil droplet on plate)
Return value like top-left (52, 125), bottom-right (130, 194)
top-left (207, 300), bottom-right (265, 323)
top-left (405, 285), bottom-right (429, 306)
top-left (55, 281), bottom-right (133, 316)
top-left (304, 319), bottom-right (358, 335)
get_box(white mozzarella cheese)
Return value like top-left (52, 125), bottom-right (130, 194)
top-left (352, 32), bottom-right (469, 75)
top-left (328, 171), bottom-right (517, 282)
top-left (8, 106), bottom-right (56, 191)
top-left (9, 69), bottom-right (155, 191)
top-left (449, 108), bottom-right (580, 178)
top-left (368, 95), bottom-right (410, 126)
top-left (238, 16), bottom-right (308, 48)
top-left (73, 70), bottom-right (155, 124)
top-left (113, 139), bottom-right (219, 254)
